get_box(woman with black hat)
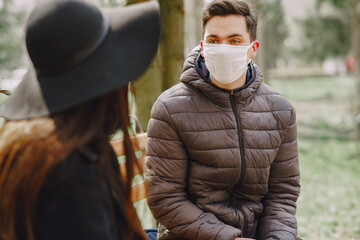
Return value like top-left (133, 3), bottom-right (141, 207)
top-left (0, 0), bottom-right (159, 239)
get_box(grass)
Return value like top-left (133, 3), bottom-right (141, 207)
top-left (269, 75), bottom-right (360, 240)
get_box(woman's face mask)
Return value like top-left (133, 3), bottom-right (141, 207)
top-left (203, 42), bottom-right (254, 84)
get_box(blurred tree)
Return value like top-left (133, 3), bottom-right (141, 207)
top-left (317, 0), bottom-right (351, 9)
top-left (0, 0), bottom-right (25, 74)
top-left (126, 0), bottom-right (163, 130)
top-left (300, 16), bottom-right (351, 62)
top-left (259, 0), bottom-right (288, 70)
top-left (251, 0), bottom-right (288, 82)
top-left (304, 0), bottom-right (360, 139)
top-left (159, 0), bottom-right (184, 90)
top-left (127, 0), bottom-right (184, 130)
top-left (252, 0), bottom-right (266, 81)
top-left (299, 0), bottom-right (352, 62)
top-left (184, 0), bottom-right (203, 55)
top-left (350, 0), bottom-right (360, 140)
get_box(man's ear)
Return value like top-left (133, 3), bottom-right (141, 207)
top-left (200, 41), bottom-right (204, 57)
top-left (249, 40), bottom-right (260, 59)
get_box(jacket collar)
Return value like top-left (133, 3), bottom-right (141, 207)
top-left (180, 46), bottom-right (263, 108)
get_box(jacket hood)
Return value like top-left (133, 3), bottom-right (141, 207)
top-left (180, 45), bottom-right (263, 107)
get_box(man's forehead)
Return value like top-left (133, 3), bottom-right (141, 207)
top-left (204, 15), bottom-right (249, 39)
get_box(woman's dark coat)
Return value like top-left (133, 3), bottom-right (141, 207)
top-left (17, 146), bottom-right (129, 240)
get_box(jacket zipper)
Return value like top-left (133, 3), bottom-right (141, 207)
top-left (229, 90), bottom-right (248, 237)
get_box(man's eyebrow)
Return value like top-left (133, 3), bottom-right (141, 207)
top-left (206, 34), bottom-right (219, 38)
top-left (206, 33), bottom-right (244, 38)
top-left (228, 33), bottom-right (244, 38)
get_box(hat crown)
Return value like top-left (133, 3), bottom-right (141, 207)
top-left (25, 0), bottom-right (104, 70)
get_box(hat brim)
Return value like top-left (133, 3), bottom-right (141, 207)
top-left (1, 1), bottom-right (160, 120)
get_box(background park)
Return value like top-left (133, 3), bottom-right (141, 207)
top-left (0, 0), bottom-right (360, 239)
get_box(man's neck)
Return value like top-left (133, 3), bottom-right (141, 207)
top-left (210, 71), bottom-right (247, 90)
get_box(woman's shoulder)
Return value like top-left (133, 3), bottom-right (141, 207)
top-left (35, 149), bottom-right (124, 240)
top-left (45, 149), bottom-right (101, 187)
top-left (37, 149), bottom-right (109, 213)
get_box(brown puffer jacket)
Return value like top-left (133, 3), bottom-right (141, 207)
top-left (146, 46), bottom-right (300, 240)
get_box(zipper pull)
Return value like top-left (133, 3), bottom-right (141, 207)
top-left (230, 90), bottom-right (234, 96)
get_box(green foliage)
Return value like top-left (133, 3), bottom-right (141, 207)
top-left (300, 16), bottom-right (351, 62)
top-left (0, 0), bottom-right (26, 72)
top-left (299, 0), bottom-right (354, 62)
top-left (260, 0), bottom-right (288, 69)
top-left (317, 0), bottom-right (351, 10)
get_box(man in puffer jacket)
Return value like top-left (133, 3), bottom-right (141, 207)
top-left (146, 0), bottom-right (301, 239)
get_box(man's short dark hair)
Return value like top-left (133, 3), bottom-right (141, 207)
top-left (202, 0), bottom-right (258, 41)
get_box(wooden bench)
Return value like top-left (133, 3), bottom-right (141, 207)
top-left (110, 132), bottom-right (148, 202)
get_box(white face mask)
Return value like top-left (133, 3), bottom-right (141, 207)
top-left (203, 42), bottom-right (254, 84)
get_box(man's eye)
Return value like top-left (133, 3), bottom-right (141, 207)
top-left (208, 39), bottom-right (218, 44)
top-left (230, 39), bottom-right (241, 44)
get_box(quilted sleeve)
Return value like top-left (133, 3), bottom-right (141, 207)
top-left (257, 109), bottom-right (301, 240)
top-left (145, 100), bottom-right (242, 240)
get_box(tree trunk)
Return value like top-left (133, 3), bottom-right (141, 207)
top-left (132, 56), bottom-right (163, 131)
top-left (127, 0), bottom-right (184, 130)
top-left (159, 0), bottom-right (185, 90)
top-left (126, 0), bottom-right (163, 130)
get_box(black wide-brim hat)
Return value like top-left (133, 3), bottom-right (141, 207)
top-left (1, 0), bottom-right (160, 120)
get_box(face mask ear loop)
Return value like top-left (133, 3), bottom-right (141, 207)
top-left (247, 41), bottom-right (255, 64)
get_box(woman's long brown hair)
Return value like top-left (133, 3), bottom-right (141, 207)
top-left (0, 86), bottom-right (146, 240)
